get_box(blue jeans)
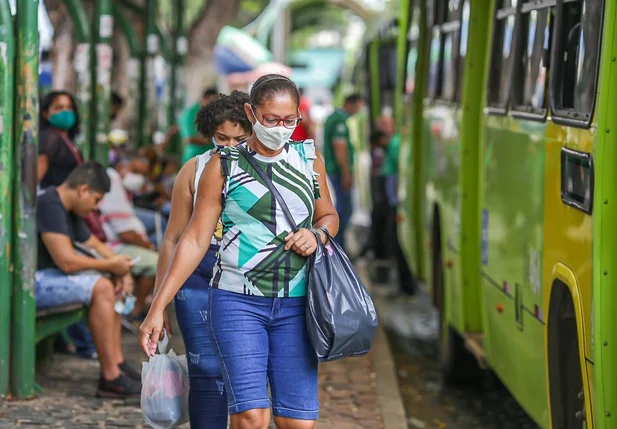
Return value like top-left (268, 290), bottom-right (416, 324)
top-left (174, 246), bottom-right (227, 429)
top-left (329, 175), bottom-right (353, 251)
top-left (134, 208), bottom-right (168, 249)
top-left (36, 268), bottom-right (102, 358)
top-left (207, 288), bottom-right (319, 420)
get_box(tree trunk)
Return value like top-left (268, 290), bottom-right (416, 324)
top-left (185, 0), bottom-right (242, 101)
top-left (51, 13), bottom-right (75, 91)
top-left (111, 28), bottom-right (130, 130)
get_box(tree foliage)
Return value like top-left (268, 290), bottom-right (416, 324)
top-left (159, 0), bottom-right (269, 33)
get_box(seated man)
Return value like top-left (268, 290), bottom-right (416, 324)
top-left (98, 164), bottom-right (158, 320)
top-left (36, 161), bottom-right (141, 398)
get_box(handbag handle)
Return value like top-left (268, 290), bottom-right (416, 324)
top-left (237, 145), bottom-right (299, 233)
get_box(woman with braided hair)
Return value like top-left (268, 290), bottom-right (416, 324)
top-left (150, 90), bottom-right (252, 428)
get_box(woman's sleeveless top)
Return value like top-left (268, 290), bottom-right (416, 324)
top-left (194, 150), bottom-right (224, 248)
top-left (211, 141), bottom-right (320, 298)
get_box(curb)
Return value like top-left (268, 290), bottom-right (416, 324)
top-left (360, 264), bottom-right (408, 429)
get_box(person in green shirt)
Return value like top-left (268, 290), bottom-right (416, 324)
top-left (323, 94), bottom-right (364, 251)
top-left (179, 87), bottom-right (219, 165)
top-left (383, 132), bottom-right (401, 205)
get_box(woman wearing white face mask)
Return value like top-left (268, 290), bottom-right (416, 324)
top-left (122, 171), bottom-right (146, 193)
top-left (140, 74), bottom-right (339, 429)
top-left (116, 156), bottom-right (167, 249)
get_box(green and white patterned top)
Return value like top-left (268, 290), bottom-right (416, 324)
top-left (211, 140), bottom-right (321, 298)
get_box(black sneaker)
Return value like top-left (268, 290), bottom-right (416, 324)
top-left (96, 373), bottom-right (141, 399)
top-left (119, 361), bottom-right (141, 382)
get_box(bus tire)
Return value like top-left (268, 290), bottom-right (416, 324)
top-left (440, 325), bottom-right (481, 383)
top-left (547, 282), bottom-right (586, 429)
top-left (394, 220), bottom-right (417, 295)
top-left (433, 209), bottom-right (481, 384)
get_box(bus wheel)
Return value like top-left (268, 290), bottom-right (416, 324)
top-left (394, 223), bottom-right (417, 295)
top-left (433, 212), bottom-right (481, 384)
top-left (440, 325), bottom-right (482, 384)
top-left (548, 282), bottom-right (586, 429)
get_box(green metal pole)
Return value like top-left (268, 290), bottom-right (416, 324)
top-left (137, 38), bottom-right (147, 149)
top-left (116, 0), bottom-right (169, 58)
top-left (167, 0), bottom-right (185, 155)
top-left (90, 0), bottom-right (113, 165)
top-left (11, 0), bottom-right (39, 399)
top-left (0, 0), bottom-right (14, 398)
top-left (139, 0), bottom-right (157, 148)
top-left (119, 0), bottom-right (163, 149)
top-left (172, 0), bottom-right (187, 116)
top-left (112, 5), bottom-right (141, 146)
top-left (63, 0), bottom-right (92, 157)
top-left (152, 21), bottom-right (169, 144)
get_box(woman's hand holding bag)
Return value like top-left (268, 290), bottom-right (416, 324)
top-left (236, 146), bottom-right (379, 362)
top-left (305, 227), bottom-right (378, 362)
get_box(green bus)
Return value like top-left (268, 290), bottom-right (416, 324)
top-left (357, 0), bottom-right (617, 427)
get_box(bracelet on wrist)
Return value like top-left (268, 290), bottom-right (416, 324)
top-left (311, 227), bottom-right (329, 245)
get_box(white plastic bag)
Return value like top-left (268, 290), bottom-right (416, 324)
top-left (141, 331), bottom-right (189, 429)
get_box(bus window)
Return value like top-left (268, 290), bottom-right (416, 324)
top-left (511, 5), bottom-right (553, 118)
top-left (379, 43), bottom-right (398, 91)
top-left (551, 0), bottom-right (603, 127)
top-left (405, 47), bottom-right (418, 95)
top-left (404, 6), bottom-right (421, 96)
top-left (561, 148), bottom-right (593, 214)
top-left (441, 29), bottom-right (457, 100)
top-left (456, 0), bottom-right (471, 102)
top-left (429, 0), bottom-right (468, 103)
top-left (446, 0), bottom-right (462, 21)
top-left (487, 3), bottom-right (517, 112)
top-left (427, 27), bottom-right (443, 99)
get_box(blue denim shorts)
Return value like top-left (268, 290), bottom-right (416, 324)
top-left (174, 246), bottom-right (228, 429)
top-left (207, 288), bottom-right (319, 420)
top-left (35, 268), bottom-right (102, 309)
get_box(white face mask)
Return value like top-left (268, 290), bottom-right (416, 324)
top-left (122, 172), bottom-right (146, 193)
top-left (252, 120), bottom-right (295, 151)
top-left (212, 137), bottom-right (225, 151)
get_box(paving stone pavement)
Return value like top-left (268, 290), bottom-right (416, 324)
top-left (0, 283), bottom-right (396, 428)
top-left (0, 349), bottom-right (385, 429)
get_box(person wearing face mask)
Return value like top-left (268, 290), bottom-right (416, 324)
top-left (115, 156), bottom-right (168, 248)
top-left (97, 158), bottom-right (160, 324)
top-left (141, 75), bottom-right (339, 429)
top-left (146, 90), bottom-right (251, 429)
top-left (38, 91), bottom-right (84, 189)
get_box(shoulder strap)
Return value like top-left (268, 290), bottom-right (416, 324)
top-left (237, 145), bottom-right (299, 233)
top-left (55, 131), bottom-right (82, 164)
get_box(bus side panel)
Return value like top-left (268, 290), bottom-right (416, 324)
top-left (483, 115), bottom-right (549, 427)
top-left (542, 124), bottom-right (593, 360)
top-left (425, 105), bottom-right (462, 328)
top-left (542, 124), bottom-right (593, 427)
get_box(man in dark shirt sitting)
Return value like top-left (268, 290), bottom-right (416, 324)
top-left (36, 161), bottom-right (141, 398)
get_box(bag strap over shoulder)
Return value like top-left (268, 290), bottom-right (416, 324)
top-left (237, 145), bottom-right (299, 233)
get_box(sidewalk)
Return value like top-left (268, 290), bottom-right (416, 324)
top-left (0, 268), bottom-right (405, 429)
